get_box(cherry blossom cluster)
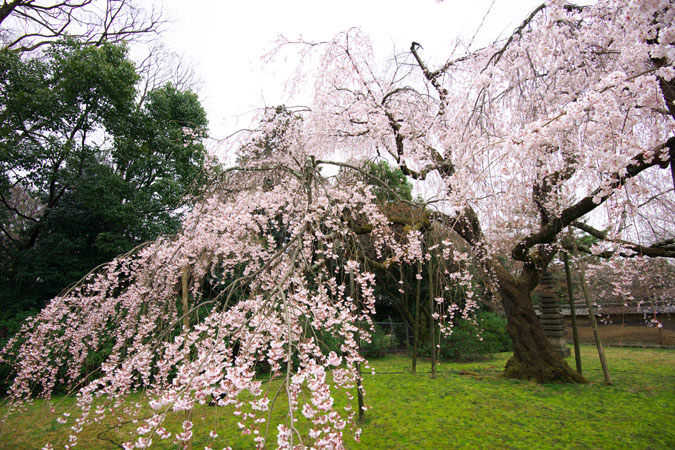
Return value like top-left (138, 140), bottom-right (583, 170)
top-left (3, 0), bottom-right (675, 445)
top-left (0, 120), bottom-right (472, 448)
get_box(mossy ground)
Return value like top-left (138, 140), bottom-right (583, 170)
top-left (1, 345), bottom-right (673, 449)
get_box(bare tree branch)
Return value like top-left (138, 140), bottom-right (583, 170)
top-left (1, 0), bottom-right (166, 53)
top-left (512, 139), bottom-right (675, 261)
top-left (570, 221), bottom-right (675, 258)
top-left (484, 3), bottom-right (546, 69)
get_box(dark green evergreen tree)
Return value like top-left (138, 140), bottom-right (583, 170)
top-left (0, 40), bottom-right (208, 340)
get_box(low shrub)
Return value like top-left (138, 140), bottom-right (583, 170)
top-left (317, 323), bottom-right (391, 359)
top-left (360, 324), bottom-right (391, 359)
top-left (423, 311), bottom-right (512, 361)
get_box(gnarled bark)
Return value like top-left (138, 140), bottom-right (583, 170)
top-left (496, 267), bottom-right (586, 383)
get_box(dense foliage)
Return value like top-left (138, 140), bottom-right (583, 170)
top-left (363, 160), bottom-right (413, 204)
top-left (422, 311), bottom-right (512, 361)
top-left (0, 40), bottom-right (207, 341)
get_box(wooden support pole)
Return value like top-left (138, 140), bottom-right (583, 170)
top-left (390, 317), bottom-right (397, 353)
top-left (428, 249), bottom-right (436, 379)
top-left (563, 252), bottom-right (582, 375)
top-left (412, 261), bottom-right (422, 375)
top-left (350, 269), bottom-right (365, 422)
top-left (578, 266), bottom-right (612, 385)
top-left (182, 266), bottom-right (193, 450)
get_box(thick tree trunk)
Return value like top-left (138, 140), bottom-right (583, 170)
top-left (497, 269), bottom-right (585, 383)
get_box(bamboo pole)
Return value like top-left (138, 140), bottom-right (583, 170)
top-left (182, 266), bottom-right (193, 450)
top-left (389, 316), bottom-right (397, 353)
top-left (350, 269), bottom-right (364, 421)
top-left (412, 261), bottom-right (422, 375)
top-left (563, 252), bottom-right (582, 375)
top-left (428, 249), bottom-right (436, 379)
top-left (578, 266), bottom-right (612, 385)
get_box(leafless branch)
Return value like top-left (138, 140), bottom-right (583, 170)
top-left (513, 139), bottom-right (675, 261)
top-left (483, 3), bottom-right (546, 69)
top-left (1, 0), bottom-right (166, 53)
top-left (569, 221), bottom-right (675, 258)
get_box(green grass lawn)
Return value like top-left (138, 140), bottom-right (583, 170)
top-left (1, 345), bottom-right (673, 449)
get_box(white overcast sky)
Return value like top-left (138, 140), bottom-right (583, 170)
top-left (152, 0), bottom-right (544, 145)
